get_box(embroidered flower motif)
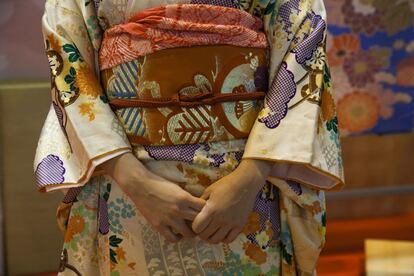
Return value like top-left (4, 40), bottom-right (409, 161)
top-left (301, 70), bottom-right (323, 103)
top-left (321, 90), bottom-right (336, 122)
top-left (243, 242), bottom-right (267, 265)
top-left (256, 231), bottom-right (271, 248)
top-left (343, 50), bottom-right (380, 87)
top-left (327, 33), bottom-right (360, 67)
top-left (337, 91), bottom-right (379, 132)
top-left (76, 65), bottom-right (103, 98)
top-left (243, 212), bottom-right (261, 235)
top-left (64, 214), bottom-right (85, 243)
top-left (47, 33), bottom-right (61, 52)
top-left (78, 102), bottom-right (96, 121)
top-left (305, 46), bottom-right (326, 71)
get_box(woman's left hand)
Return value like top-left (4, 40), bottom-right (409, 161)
top-left (192, 159), bottom-right (272, 244)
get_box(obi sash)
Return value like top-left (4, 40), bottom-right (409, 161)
top-left (99, 4), bottom-right (270, 146)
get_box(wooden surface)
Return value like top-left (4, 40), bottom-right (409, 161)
top-left (365, 239), bottom-right (414, 275)
top-left (341, 133), bottom-right (414, 189)
top-left (327, 133), bottom-right (414, 219)
top-left (317, 212), bottom-right (414, 276)
top-left (323, 212), bottom-right (414, 255)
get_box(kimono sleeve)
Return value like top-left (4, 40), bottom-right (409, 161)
top-left (34, 0), bottom-right (131, 192)
top-left (243, 0), bottom-right (345, 190)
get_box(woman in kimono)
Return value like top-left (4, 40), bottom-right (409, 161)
top-left (35, 0), bottom-right (344, 275)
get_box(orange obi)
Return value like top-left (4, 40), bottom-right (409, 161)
top-left (99, 4), bottom-right (269, 146)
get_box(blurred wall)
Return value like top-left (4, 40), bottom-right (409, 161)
top-left (0, 83), bottom-right (62, 275)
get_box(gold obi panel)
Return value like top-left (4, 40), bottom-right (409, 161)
top-left (101, 45), bottom-right (269, 146)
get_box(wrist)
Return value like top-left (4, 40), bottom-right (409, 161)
top-left (235, 159), bottom-right (272, 192)
top-left (238, 159), bottom-right (271, 182)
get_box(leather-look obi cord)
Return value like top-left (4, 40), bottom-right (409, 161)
top-left (109, 91), bottom-right (266, 109)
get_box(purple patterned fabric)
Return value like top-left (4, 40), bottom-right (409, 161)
top-left (258, 62), bottom-right (297, 129)
top-left (278, 0), bottom-right (301, 34)
top-left (35, 154), bottom-right (66, 187)
top-left (190, 0), bottom-right (237, 8)
top-left (62, 187), bottom-right (83, 204)
top-left (291, 13), bottom-right (326, 65)
top-left (247, 182), bottom-right (280, 247)
top-left (254, 66), bottom-right (269, 92)
top-left (144, 143), bottom-right (244, 168)
top-left (234, 151), bottom-right (243, 163)
top-left (52, 101), bottom-right (65, 128)
top-left (209, 154), bottom-right (226, 167)
top-left (98, 196), bottom-right (110, 235)
top-left (286, 180), bottom-right (302, 195)
top-left (144, 144), bottom-right (201, 162)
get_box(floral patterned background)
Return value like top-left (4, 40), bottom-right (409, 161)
top-left (326, 0), bottom-right (414, 135)
top-left (0, 0), bottom-right (413, 136)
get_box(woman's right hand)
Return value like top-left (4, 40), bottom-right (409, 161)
top-left (100, 152), bottom-right (206, 243)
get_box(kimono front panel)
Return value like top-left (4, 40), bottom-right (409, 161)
top-left (35, 0), bottom-right (344, 274)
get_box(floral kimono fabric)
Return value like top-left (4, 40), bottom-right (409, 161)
top-left (35, 0), bottom-right (344, 275)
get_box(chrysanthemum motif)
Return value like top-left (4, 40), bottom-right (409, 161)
top-left (327, 33), bottom-right (360, 67)
top-left (343, 50), bottom-right (380, 87)
top-left (337, 91), bottom-right (380, 133)
top-left (64, 214), bottom-right (85, 243)
top-left (342, 0), bottom-right (384, 35)
top-left (321, 89), bottom-right (336, 122)
top-left (305, 46), bottom-right (326, 71)
top-left (76, 66), bottom-right (103, 98)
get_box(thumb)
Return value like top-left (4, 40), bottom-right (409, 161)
top-left (200, 187), bottom-right (212, 200)
top-left (192, 206), bottom-right (212, 234)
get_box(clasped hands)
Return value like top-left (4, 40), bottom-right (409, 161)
top-left (102, 153), bottom-right (271, 244)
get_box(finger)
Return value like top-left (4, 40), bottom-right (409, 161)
top-left (169, 219), bottom-right (195, 238)
top-left (192, 207), bottom-right (213, 234)
top-left (200, 188), bottom-right (212, 200)
top-left (180, 208), bottom-right (199, 221)
top-left (223, 227), bottom-right (242, 244)
top-left (187, 196), bottom-right (206, 211)
top-left (158, 225), bottom-right (182, 243)
top-left (198, 222), bottom-right (220, 241)
top-left (208, 225), bottom-right (232, 244)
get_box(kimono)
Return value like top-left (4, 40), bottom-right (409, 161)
top-left (34, 0), bottom-right (344, 275)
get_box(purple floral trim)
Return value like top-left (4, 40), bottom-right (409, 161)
top-left (52, 101), bottom-right (65, 128)
top-left (144, 144), bottom-right (201, 162)
top-left (98, 196), bottom-right (110, 235)
top-left (62, 187), bottom-right (83, 204)
top-left (234, 151), bottom-right (243, 163)
top-left (247, 183), bottom-right (280, 246)
top-left (258, 62), bottom-right (297, 129)
top-left (291, 13), bottom-right (326, 65)
top-left (278, 0), bottom-right (302, 34)
top-left (286, 180), bottom-right (302, 195)
top-left (209, 154), bottom-right (226, 167)
top-left (35, 154), bottom-right (66, 186)
top-left (144, 143), bottom-right (244, 168)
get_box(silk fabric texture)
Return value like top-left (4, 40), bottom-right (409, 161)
top-left (35, 0), bottom-right (344, 275)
